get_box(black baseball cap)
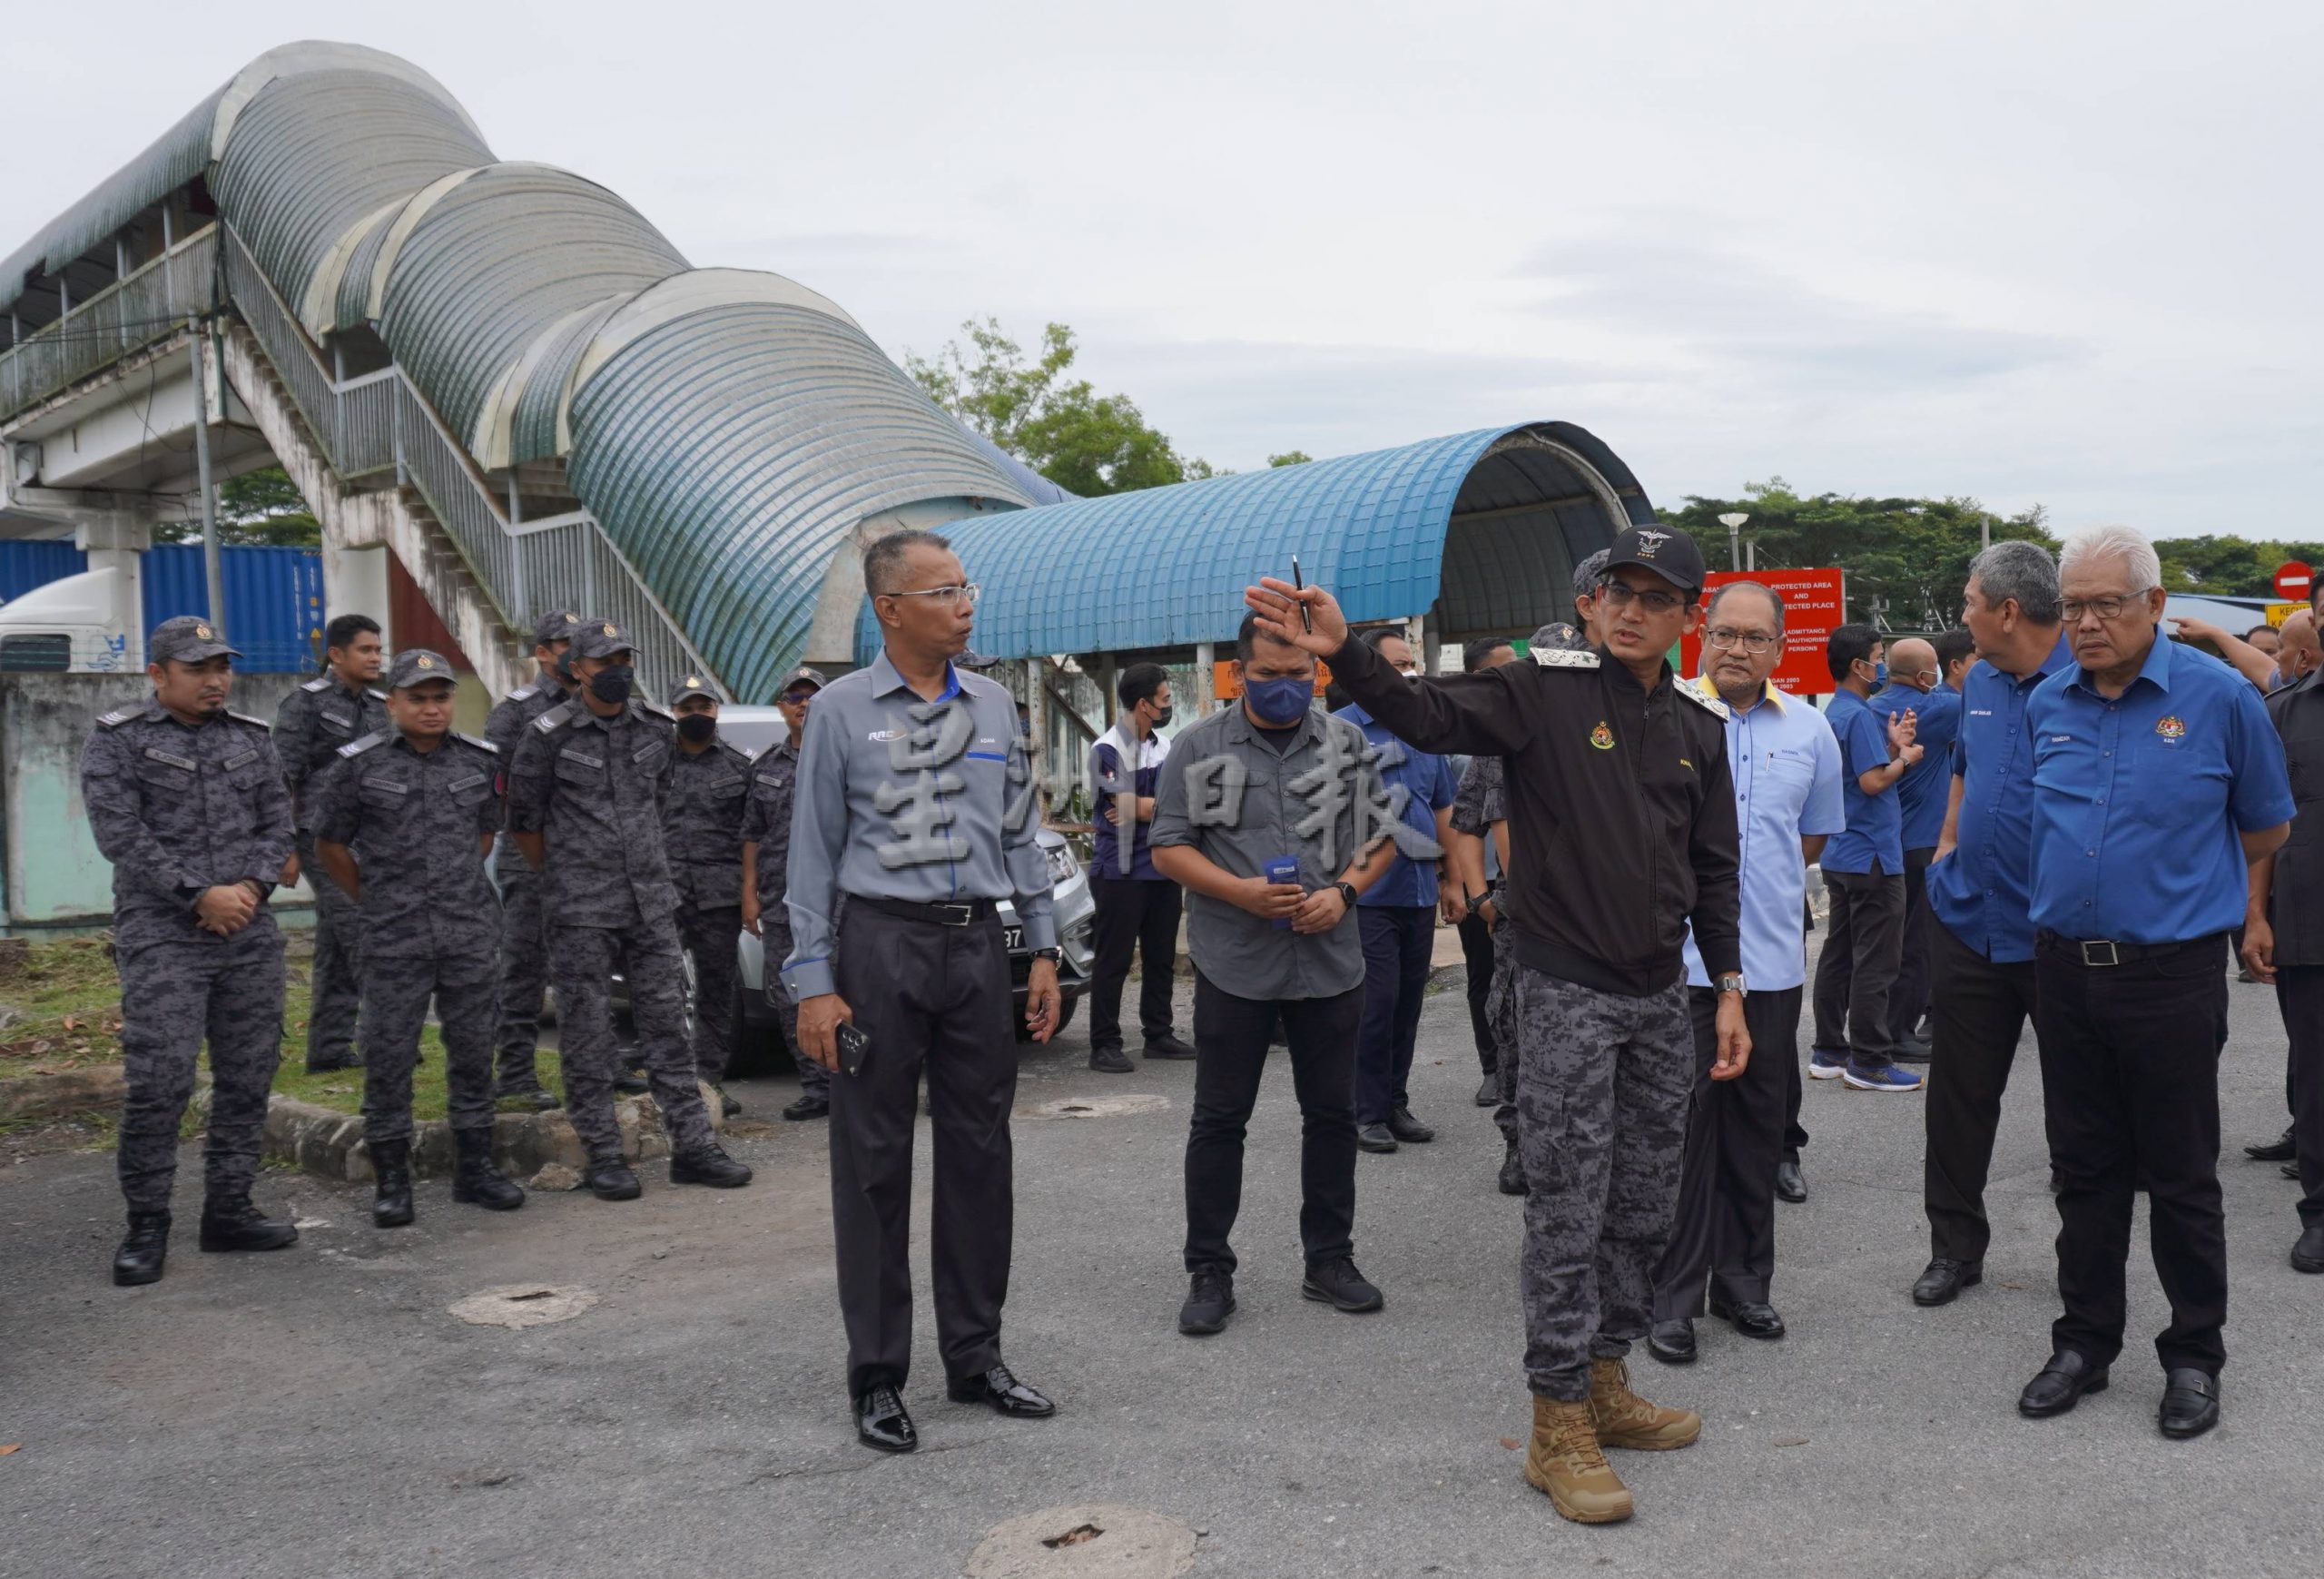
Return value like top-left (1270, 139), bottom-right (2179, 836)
top-left (386, 649), bottom-right (457, 689)
top-left (665, 673), bottom-right (720, 706)
top-left (532, 609), bottom-right (584, 646)
top-left (149, 616), bottom-right (239, 663)
top-left (1600, 525), bottom-right (1707, 595)
top-left (570, 619), bottom-right (635, 661)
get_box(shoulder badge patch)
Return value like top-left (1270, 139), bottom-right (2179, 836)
top-left (635, 698), bottom-right (675, 722)
top-left (300, 676), bottom-right (331, 694)
top-left (534, 700), bottom-right (576, 733)
top-left (227, 710), bottom-right (272, 730)
top-left (508, 684), bottom-right (539, 703)
top-left (337, 730), bottom-right (389, 758)
top-left (365, 687), bottom-right (389, 701)
top-left (1678, 686), bottom-right (1732, 720)
top-left (1535, 648), bottom-right (1601, 670)
top-left (454, 731), bottom-right (498, 755)
top-left (96, 706), bottom-right (138, 728)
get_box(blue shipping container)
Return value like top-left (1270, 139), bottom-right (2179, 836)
top-left (0, 540), bottom-right (89, 603)
top-left (0, 539), bottom-right (323, 673)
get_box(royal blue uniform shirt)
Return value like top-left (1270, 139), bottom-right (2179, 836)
top-left (1928, 650), bottom-right (2067, 962)
top-left (1821, 687), bottom-right (1904, 876)
top-left (2025, 632), bottom-right (2293, 943)
top-left (1871, 683), bottom-right (1962, 853)
top-left (1334, 702), bottom-right (1458, 909)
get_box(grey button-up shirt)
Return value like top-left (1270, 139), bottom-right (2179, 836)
top-left (504, 698), bottom-right (680, 928)
top-left (81, 699), bottom-right (295, 952)
top-left (315, 730), bottom-right (503, 960)
top-left (663, 737), bottom-right (753, 912)
top-left (740, 738), bottom-right (801, 933)
top-left (781, 650), bottom-right (1056, 1002)
top-left (1149, 702), bottom-right (1384, 1002)
top-left (271, 674), bottom-right (389, 833)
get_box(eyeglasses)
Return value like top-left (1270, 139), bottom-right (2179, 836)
top-left (1600, 583), bottom-right (1684, 615)
top-left (2060, 592), bottom-right (2151, 623)
top-left (885, 583), bottom-right (981, 607)
top-left (1706, 627), bottom-right (1778, 655)
top-left (779, 689), bottom-right (817, 706)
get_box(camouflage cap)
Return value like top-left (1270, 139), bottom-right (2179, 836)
top-left (149, 615), bottom-right (240, 664)
top-left (387, 649), bottom-right (458, 689)
top-left (665, 672), bottom-right (720, 706)
top-left (569, 619), bottom-right (635, 661)
top-left (1531, 621), bottom-right (1589, 653)
top-left (532, 609), bottom-right (585, 647)
top-left (1571, 548), bottom-right (1612, 602)
top-left (776, 665), bottom-right (827, 696)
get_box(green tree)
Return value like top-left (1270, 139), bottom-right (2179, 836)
top-left (907, 318), bottom-right (1215, 496)
top-left (2149, 535), bottom-right (2324, 597)
top-left (1267, 450), bottom-right (1314, 468)
top-left (1664, 479), bottom-right (2057, 631)
top-left (154, 465), bottom-right (320, 547)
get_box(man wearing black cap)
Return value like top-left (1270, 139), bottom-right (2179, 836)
top-left (742, 665), bottom-right (829, 1120)
top-left (83, 616), bottom-right (300, 1284)
top-left (314, 650), bottom-right (525, 1227)
top-left (505, 620), bottom-right (753, 1199)
top-left (664, 673), bottom-right (753, 1115)
top-left (485, 609), bottom-right (584, 1110)
top-left (1247, 524), bottom-right (1745, 1526)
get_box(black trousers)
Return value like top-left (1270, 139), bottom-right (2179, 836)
top-left (1088, 873), bottom-right (1182, 1050)
top-left (1654, 985), bottom-right (1802, 1318)
top-left (831, 903), bottom-right (1019, 1397)
top-left (2034, 933), bottom-right (2230, 1376)
top-left (1924, 923), bottom-right (2039, 1264)
top-left (1355, 906), bottom-right (1434, 1124)
top-left (2272, 966), bottom-right (2324, 1230)
top-left (1458, 909), bottom-right (1498, 1074)
top-left (1184, 972), bottom-right (1362, 1275)
top-left (1886, 847), bottom-right (1936, 1045)
top-left (1811, 868), bottom-right (1905, 1069)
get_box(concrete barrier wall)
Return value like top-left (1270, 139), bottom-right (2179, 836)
top-left (1, 671), bottom-right (310, 930)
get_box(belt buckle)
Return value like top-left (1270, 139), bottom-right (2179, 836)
top-left (932, 902), bottom-right (973, 927)
top-left (2079, 939), bottom-right (2121, 967)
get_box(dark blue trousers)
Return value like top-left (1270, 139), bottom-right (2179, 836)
top-left (1356, 905), bottom-right (1435, 1125)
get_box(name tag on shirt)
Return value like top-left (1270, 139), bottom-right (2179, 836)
top-left (222, 749), bottom-right (262, 771)
top-left (143, 747), bottom-right (198, 772)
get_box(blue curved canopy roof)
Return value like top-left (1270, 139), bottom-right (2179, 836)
top-left (859, 420), bottom-right (1652, 663)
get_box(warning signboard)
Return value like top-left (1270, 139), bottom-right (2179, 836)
top-left (1678, 568), bottom-right (1849, 696)
top-left (2276, 561), bottom-right (2313, 600)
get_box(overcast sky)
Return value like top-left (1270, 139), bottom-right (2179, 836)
top-left (8, 0), bottom-right (2318, 538)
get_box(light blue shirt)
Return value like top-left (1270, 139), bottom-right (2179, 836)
top-left (1684, 678), bottom-right (1847, 991)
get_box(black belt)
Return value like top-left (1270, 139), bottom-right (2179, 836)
top-left (845, 893), bottom-right (999, 928)
top-left (2034, 930), bottom-right (2226, 968)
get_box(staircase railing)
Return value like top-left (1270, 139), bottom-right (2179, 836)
top-left (219, 224), bottom-right (719, 693)
top-left (0, 225), bottom-right (221, 417)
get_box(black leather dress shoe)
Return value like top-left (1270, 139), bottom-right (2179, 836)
top-left (1894, 1033), bottom-right (1934, 1064)
top-left (1647, 1318), bottom-right (1697, 1364)
top-left (1709, 1295), bottom-right (1787, 1339)
top-left (1356, 1122), bottom-right (1398, 1154)
top-left (2018, 1350), bottom-right (2108, 1417)
top-left (1144, 1033), bottom-right (1196, 1061)
top-left (2246, 1126), bottom-right (2297, 1161)
top-left (1912, 1258), bottom-right (1982, 1307)
top-left (1385, 1107), bottom-right (1434, 1143)
top-left (1089, 1043), bottom-right (1134, 1074)
top-left (782, 1093), bottom-right (830, 1121)
top-left (2158, 1367), bottom-right (2220, 1439)
top-left (1474, 1073), bottom-right (1498, 1107)
top-left (946, 1364), bottom-right (1056, 1417)
top-left (2291, 1221), bottom-right (2324, 1274)
top-left (1775, 1160), bottom-right (1807, 1203)
top-left (855, 1385), bottom-right (918, 1452)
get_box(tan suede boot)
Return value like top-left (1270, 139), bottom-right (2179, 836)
top-left (1523, 1395), bottom-right (1634, 1524)
top-left (1589, 1356), bottom-right (1702, 1450)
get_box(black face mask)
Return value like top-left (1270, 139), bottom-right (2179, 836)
top-left (1149, 706), bottom-right (1175, 729)
top-left (676, 712), bottom-right (717, 745)
top-left (587, 665), bottom-right (635, 706)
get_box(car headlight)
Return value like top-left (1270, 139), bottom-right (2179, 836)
top-left (1046, 844), bottom-right (1080, 885)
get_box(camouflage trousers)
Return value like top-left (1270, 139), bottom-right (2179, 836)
top-left (550, 919), bottom-right (715, 1162)
top-left (1486, 917), bottom-right (1519, 1145)
top-left (676, 903), bottom-right (742, 1086)
top-left (491, 846), bottom-right (551, 1091)
top-left (764, 920), bottom-right (827, 1096)
top-left (116, 923), bottom-right (287, 1213)
top-left (1510, 964), bottom-right (1694, 1400)
top-left (300, 833), bottom-right (363, 1068)
top-left (359, 955), bottom-right (499, 1146)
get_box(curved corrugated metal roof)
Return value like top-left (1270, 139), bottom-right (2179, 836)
top-left (874, 421), bottom-right (1650, 663)
top-left (567, 301), bottom-right (1032, 700)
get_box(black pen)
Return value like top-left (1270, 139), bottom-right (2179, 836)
top-left (1290, 555), bottom-right (1313, 634)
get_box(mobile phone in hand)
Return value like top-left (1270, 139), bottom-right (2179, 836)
top-left (836, 1021), bottom-right (872, 1078)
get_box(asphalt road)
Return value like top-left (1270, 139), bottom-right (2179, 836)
top-left (2, 947), bottom-right (2319, 1579)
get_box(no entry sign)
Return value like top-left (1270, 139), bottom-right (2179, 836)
top-left (1679, 568), bottom-right (1847, 696)
top-left (2275, 561), bottom-right (2313, 600)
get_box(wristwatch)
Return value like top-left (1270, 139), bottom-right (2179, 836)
top-left (1333, 880), bottom-right (1359, 910)
top-left (1716, 972), bottom-right (1748, 998)
top-left (1030, 947), bottom-right (1062, 962)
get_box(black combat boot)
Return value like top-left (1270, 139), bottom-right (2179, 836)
top-left (370, 1140), bottom-right (416, 1228)
top-left (112, 1209), bottom-right (172, 1287)
top-left (451, 1128), bottom-right (526, 1211)
top-left (670, 1143), bottom-right (753, 1189)
top-left (586, 1154), bottom-right (643, 1201)
top-left (1498, 1139), bottom-right (1528, 1196)
top-left (198, 1194), bottom-right (300, 1253)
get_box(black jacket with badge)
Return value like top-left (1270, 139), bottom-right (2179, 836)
top-left (1330, 635), bottom-right (1742, 994)
top-left (2264, 666), bottom-right (2324, 965)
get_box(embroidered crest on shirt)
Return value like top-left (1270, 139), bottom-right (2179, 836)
top-left (1590, 721), bottom-right (1615, 750)
top-left (2155, 715), bottom-right (2187, 741)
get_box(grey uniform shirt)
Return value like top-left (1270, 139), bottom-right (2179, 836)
top-left (504, 697), bottom-right (680, 928)
top-left (781, 650), bottom-right (1055, 1002)
top-left (316, 730), bottom-right (504, 960)
top-left (740, 739), bottom-right (801, 927)
top-left (272, 675), bottom-right (389, 832)
top-left (81, 700), bottom-right (295, 952)
top-left (1149, 703), bottom-right (1386, 1002)
top-left (663, 738), bottom-right (753, 912)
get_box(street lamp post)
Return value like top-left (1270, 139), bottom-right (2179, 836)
top-left (1718, 512), bottom-right (1749, 573)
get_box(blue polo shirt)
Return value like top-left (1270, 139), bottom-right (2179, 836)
top-left (1683, 679), bottom-right (1847, 991)
top-left (1928, 650), bottom-right (2066, 962)
top-left (1334, 702), bottom-right (1458, 908)
top-left (1871, 683), bottom-right (1962, 852)
top-left (2025, 631), bottom-right (2294, 943)
top-left (1821, 687), bottom-right (1905, 876)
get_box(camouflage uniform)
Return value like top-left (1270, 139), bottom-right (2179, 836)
top-left (484, 675), bottom-right (571, 1094)
top-left (739, 736), bottom-right (822, 1095)
top-left (504, 637), bottom-right (714, 1162)
top-left (271, 670), bottom-right (389, 1068)
top-left (82, 677), bottom-right (294, 1215)
top-left (316, 676), bottom-right (504, 1147)
top-left (1452, 751), bottom-right (1519, 1146)
top-left (661, 677), bottom-right (753, 1085)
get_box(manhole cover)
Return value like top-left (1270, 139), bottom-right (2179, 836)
top-left (448, 1285), bottom-right (600, 1329)
top-left (1022, 1095), bottom-right (1171, 1121)
top-left (963, 1505), bottom-right (1196, 1577)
